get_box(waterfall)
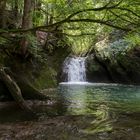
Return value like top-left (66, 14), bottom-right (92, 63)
top-left (63, 57), bottom-right (86, 82)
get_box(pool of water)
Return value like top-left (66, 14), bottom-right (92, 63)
top-left (0, 83), bottom-right (140, 139)
top-left (57, 83), bottom-right (140, 138)
top-left (58, 83), bottom-right (140, 115)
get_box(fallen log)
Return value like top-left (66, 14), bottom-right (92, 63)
top-left (0, 68), bottom-right (32, 112)
top-left (4, 68), bottom-right (50, 101)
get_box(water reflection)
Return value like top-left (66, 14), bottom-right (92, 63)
top-left (59, 84), bottom-right (97, 115)
top-left (59, 84), bottom-right (140, 115)
top-left (0, 84), bottom-right (139, 139)
top-left (81, 104), bottom-right (114, 134)
top-left (58, 84), bottom-right (140, 134)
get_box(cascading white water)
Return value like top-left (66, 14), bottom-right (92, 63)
top-left (63, 57), bottom-right (86, 82)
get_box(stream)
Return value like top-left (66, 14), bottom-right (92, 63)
top-left (0, 83), bottom-right (140, 140)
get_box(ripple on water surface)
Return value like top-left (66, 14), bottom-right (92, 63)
top-left (0, 83), bottom-right (140, 139)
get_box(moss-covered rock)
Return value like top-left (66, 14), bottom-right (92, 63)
top-left (117, 47), bottom-right (140, 83)
top-left (86, 55), bottom-right (112, 83)
top-left (86, 46), bottom-right (140, 84)
top-left (0, 41), bottom-right (70, 101)
top-left (2, 43), bottom-right (70, 88)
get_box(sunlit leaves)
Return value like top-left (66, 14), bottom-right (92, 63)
top-left (1, 0), bottom-right (140, 56)
top-left (124, 33), bottom-right (140, 47)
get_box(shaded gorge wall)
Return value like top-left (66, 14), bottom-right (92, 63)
top-left (86, 46), bottom-right (140, 85)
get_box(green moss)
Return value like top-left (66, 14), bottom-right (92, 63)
top-left (33, 66), bottom-right (57, 89)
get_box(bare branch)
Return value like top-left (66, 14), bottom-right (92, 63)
top-left (66, 1), bottom-right (123, 20)
top-left (68, 19), bottom-right (132, 31)
top-left (0, 0), bottom-right (138, 35)
top-left (110, 11), bottom-right (139, 26)
top-left (115, 7), bottom-right (140, 18)
top-left (57, 32), bottom-right (96, 37)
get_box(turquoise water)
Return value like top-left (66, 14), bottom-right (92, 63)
top-left (58, 83), bottom-right (140, 115)
top-left (57, 83), bottom-right (140, 138)
top-left (0, 83), bottom-right (140, 139)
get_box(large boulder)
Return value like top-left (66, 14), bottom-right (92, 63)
top-left (86, 55), bottom-right (112, 83)
top-left (86, 47), bottom-right (140, 84)
top-left (117, 47), bottom-right (140, 83)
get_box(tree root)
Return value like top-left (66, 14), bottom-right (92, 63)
top-left (0, 68), bottom-right (33, 113)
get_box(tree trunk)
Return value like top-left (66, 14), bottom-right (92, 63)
top-left (22, 0), bottom-right (33, 29)
top-left (20, 0), bottom-right (33, 56)
top-left (0, 68), bottom-right (32, 112)
top-left (5, 68), bottom-right (49, 100)
top-left (14, 0), bottom-right (18, 18)
top-left (0, 0), bottom-right (7, 29)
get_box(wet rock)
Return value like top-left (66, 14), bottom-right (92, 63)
top-left (86, 47), bottom-right (140, 84)
top-left (86, 55), bottom-right (112, 83)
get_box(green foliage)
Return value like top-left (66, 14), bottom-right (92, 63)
top-left (66, 35), bottom-right (94, 56)
top-left (25, 34), bottom-right (38, 53)
top-left (0, 37), bottom-right (9, 45)
top-left (33, 10), bottom-right (44, 26)
top-left (124, 33), bottom-right (140, 47)
top-left (95, 39), bottom-right (131, 60)
top-left (108, 39), bottom-right (130, 56)
top-left (1, 0), bottom-right (140, 57)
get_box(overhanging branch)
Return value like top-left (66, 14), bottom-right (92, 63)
top-left (0, 0), bottom-right (139, 35)
top-left (114, 7), bottom-right (140, 18)
top-left (68, 19), bottom-right (132, 31)
top-left (66, 0), bottom-right (123, 19)
top-left (110, 11), bottom-right (139, 26)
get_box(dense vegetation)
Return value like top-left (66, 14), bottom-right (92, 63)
top-left (0, 0), bottom-right (140, 56)
top-left (0, 0), bottom-right (140, 105)
top-left (0, 1), bottom-right (140, 139)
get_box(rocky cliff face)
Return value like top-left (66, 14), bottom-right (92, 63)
top-left (86, 46), bottom-right (140, 84)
